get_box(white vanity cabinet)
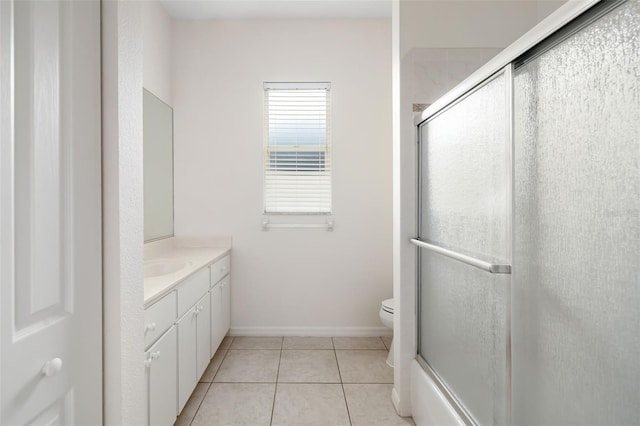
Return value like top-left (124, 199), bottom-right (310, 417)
top-left (177, 293), bottom-right (211, 412)
top-left (143, 249), bottom-right (231, 425)
top-left (211, 274), bottom-right (231, 354)
top-left (209, 256), bottom-right (231, 355)
top-left (177, 305), bottom-right (197, 412)
top-left (145, 326), bottom-right (177, 426)
top-left (196, 294), bottom-right (212, 377)
top-left (176, 272), bottom-right (212, 412)
top-left (144, 291), bottom-right (178, 426)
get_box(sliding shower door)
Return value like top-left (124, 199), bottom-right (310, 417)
top-left (415, 1), bottom-right (639, 425)
top-left (417, 70), bottom-right (511, 426)
top-left (512, 1), bottom-right (640, 424)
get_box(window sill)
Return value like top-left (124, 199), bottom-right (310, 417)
top-left (261, 216), bottom-right (334, 231)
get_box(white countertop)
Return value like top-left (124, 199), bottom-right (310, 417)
top-left (144, 243), bottom-right (231, 307)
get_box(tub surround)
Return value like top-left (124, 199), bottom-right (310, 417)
top-left (144, 237), bottom-right (231, 307)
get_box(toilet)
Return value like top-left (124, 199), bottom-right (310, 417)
top-left (379, 298), bottom-right (394, 367)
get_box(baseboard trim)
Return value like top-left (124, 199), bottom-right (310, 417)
top-left (230, 326), bottom-right (391, 337)
top-left (392, 387), bottom-right (401, 414)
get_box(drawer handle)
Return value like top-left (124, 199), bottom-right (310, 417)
top-left (144, 322), bottom-right (157, 334)
top-left (152, 350), bottom-right (161, 360)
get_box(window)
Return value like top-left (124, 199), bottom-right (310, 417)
top-left (263, 82), bottom-right (331, 214)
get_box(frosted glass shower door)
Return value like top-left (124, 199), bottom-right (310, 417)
top-left (417, 70), bottom-right (511, 426)
top-left (513, 1), bottom-right (640, 424)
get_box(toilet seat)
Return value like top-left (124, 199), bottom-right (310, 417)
top-left (381, 298), bottom-right (394, 314)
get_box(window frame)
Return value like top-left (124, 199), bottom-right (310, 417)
top-left (262, 82), bottom-right (332, 215)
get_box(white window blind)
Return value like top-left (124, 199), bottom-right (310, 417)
top-left (263, 82), bottom-right (331, 214)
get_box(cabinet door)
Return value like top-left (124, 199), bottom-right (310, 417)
top-left (220, 276), bottom-right (231, 339)
top-left (177, 306), bottom-right (197, 413)
top-left (210, 275), bottom-right (231, 355)
top-left (196, 294), bottom-right (211, 378)
top-left (210, 281), bottom-right (223, 355)
top-left (146, 326), bottom-right (177, 426)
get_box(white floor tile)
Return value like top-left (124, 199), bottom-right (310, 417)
top-left (214, 350), bottom-right (280, 383)
top-left (272, 383), bottom-right (350, 426)
top-left (191, 383), bottom-right (275, 426)
top-left (278, 350), bottom-right (340, 383)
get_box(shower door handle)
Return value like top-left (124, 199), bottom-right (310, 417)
top-left (410, 239), bottom-right (511, 274)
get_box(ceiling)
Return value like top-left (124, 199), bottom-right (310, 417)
top-left (160, 0), bottom-right (392, 20)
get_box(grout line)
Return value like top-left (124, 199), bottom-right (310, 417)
top-left (341, 382), bottom-right (395, 385)
top-left (279, 348), bottom-right (335, 350)
top-left (334, 349), bottom-right (390, 353)
top-left (187, 381), bottom-right (212, 426)
top-left (219, 336), bottom-right (235, 350)
top-left (208, 348), bottom-right (231, 383)
top-left (227, 348), bottom-right (283, 351)
top-left (379, 336), bottom-right (389, 351)
top-left (332, 344), bottom-right (353, 425)
top-left (269, 337), bottom-right (283, 425)
top-left (333, 348), bottom-right (388, 351)
top-left (208, 381), bottom-right (278, 384)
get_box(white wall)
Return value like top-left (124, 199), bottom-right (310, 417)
top-left (172, 19), bottom-right (392, 334)
top-left (102, 1), bottom-right (145, 424)
top-left (393, 0), bottom-right (565, 418)
top-left (142, 0), bottom-right (172, 104)
top-left (537, 0), bottom-right (567, 21)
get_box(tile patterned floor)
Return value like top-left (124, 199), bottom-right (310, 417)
top-left (175, 336), bottom-right (414, 426)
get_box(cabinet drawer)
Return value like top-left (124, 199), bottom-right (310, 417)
top-left (177, 267), bottom-right (210, 318)
top-left (210, 255), bottom-right (230, 286)
top-left (144, 291), bottom-right (177, 350)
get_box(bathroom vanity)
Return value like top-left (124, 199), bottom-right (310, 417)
top-left (143, 242), bottom-right (231, 426)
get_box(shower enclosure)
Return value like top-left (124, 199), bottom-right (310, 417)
top-left (412, 1), bottom-right (639, 424)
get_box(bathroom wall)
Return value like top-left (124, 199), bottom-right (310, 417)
top-left (409, 48), bottom-right (500, 106)
top-left (103, 1), bottom-right (145, 424)
top-left (537, 0), bottom-right (567, 21)
top-left (142, 0), bottom-right (172, 104)
top-left (172, 19), bottom-right (392, 334)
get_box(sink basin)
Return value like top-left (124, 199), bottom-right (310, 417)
top-left (144, 258), bottom-right (189, 278)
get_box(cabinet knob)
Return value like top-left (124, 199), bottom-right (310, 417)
top-left (144, 358), bottom-right (153, 368)
top-left (152, 351), bottom-right (161, 360)
top-left (42, 358), bottom-right (63, 377)
top-left (145, 322), bottom-right (157, 333)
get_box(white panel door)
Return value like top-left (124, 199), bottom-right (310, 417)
top-left (0, 0), bottom-right (102, 424)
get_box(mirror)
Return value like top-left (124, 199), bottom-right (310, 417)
top-left (144, 89), bottom-right (174, 242)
